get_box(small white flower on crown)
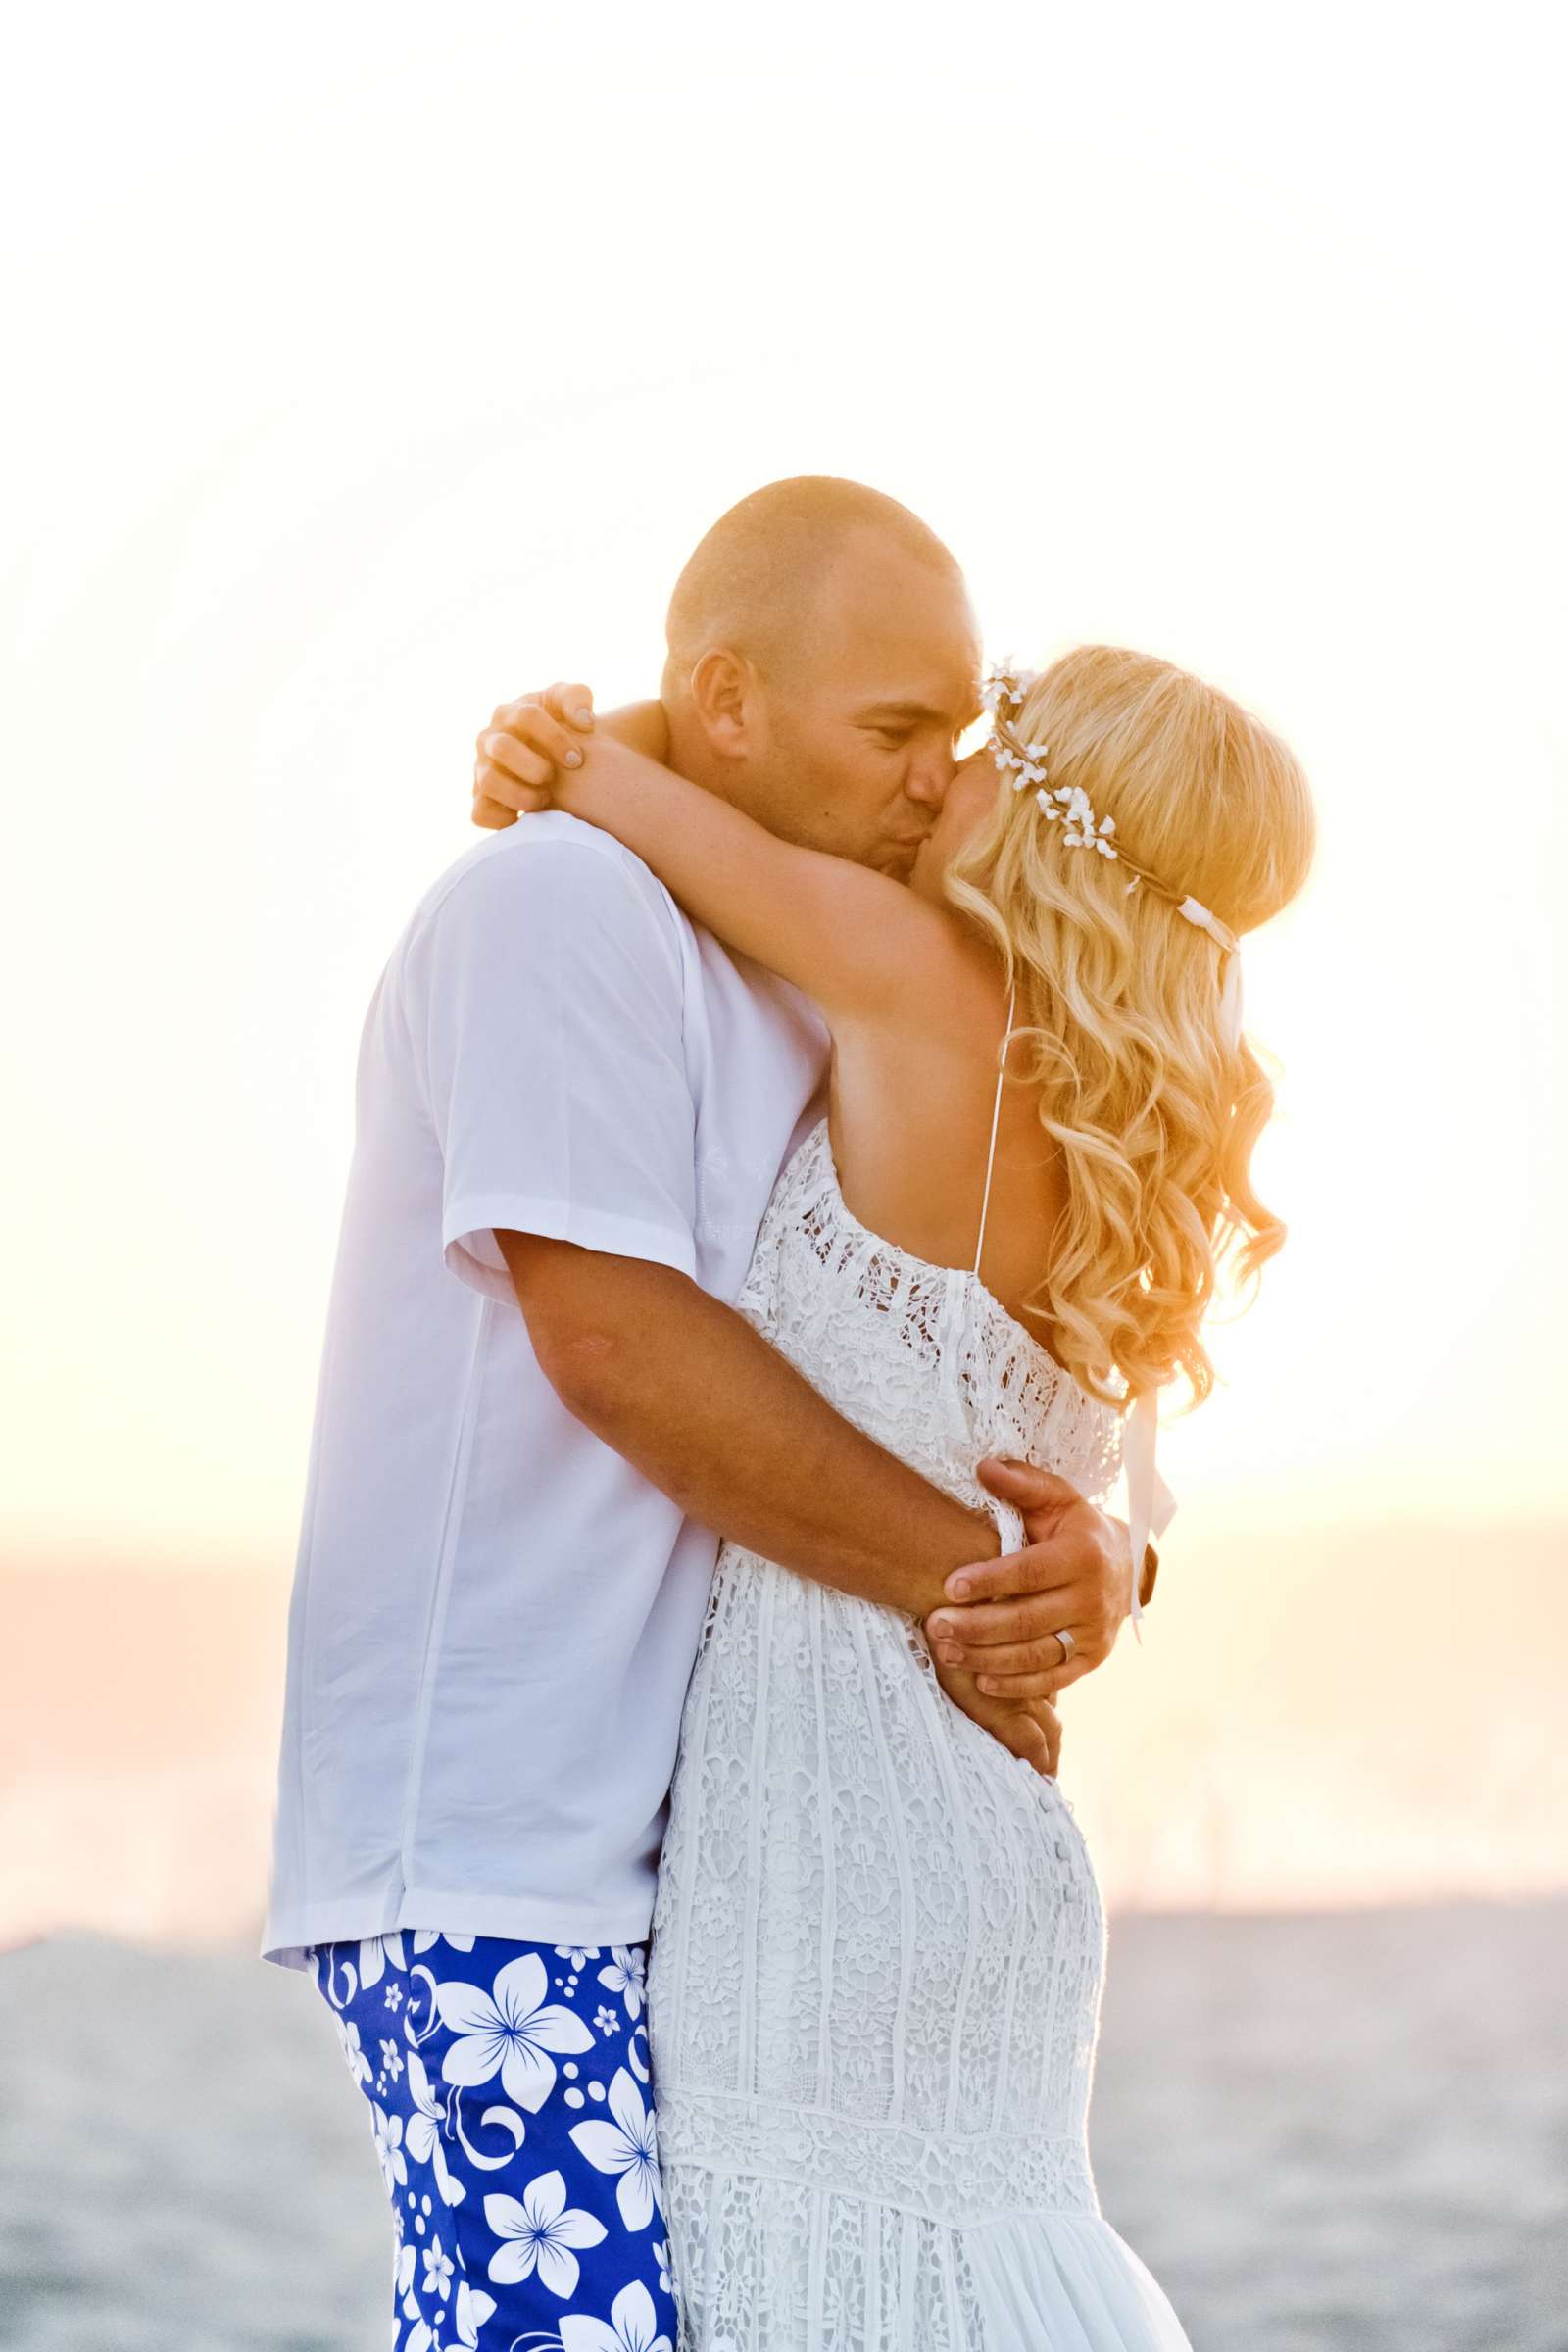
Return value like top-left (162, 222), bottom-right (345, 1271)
top-left (986, 669), bottom-right (1051, 789)
top-left (996, 741), bottom-right (1051, 789)
top-left (1036, 781), bottom-right (1118, 858)
top-left (980, 662), bottom-right (1040, 716)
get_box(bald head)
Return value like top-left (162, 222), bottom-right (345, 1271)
top-left (658, 476), bottom-right (979, 877)
top-left (662, 475), bottom-right (963, 697)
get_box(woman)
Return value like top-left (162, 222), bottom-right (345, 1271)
top-left (476, 647), bottom-right (1313, 2348)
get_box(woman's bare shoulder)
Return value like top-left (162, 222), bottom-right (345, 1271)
top-left (833, 894), bottom-right (1010, 1075)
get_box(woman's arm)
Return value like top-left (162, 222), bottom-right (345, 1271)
top-left (482, 703), bottom-right (947, 1019)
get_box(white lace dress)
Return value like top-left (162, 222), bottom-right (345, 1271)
top-left (646, 1117), bottom-right (1192, 2350)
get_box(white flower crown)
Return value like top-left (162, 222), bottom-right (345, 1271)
top-left (984, 663), bottom-right (1240, 956)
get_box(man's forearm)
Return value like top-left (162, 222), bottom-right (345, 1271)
top-left (503, 1239), bottom-right (997, 1618)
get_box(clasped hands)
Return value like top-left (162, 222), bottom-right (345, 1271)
top-left (925, 1457), bottom-right (1136, 1776)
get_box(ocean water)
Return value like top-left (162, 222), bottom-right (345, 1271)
top-left (0, 1901), bottom-right (1562, 2351)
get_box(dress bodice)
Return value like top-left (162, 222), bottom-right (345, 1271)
top-left (736, 1115), bottom-right (1125, 1524)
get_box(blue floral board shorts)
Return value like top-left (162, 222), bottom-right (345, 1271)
top-left (309, 1931), bottom-right (677, 2352)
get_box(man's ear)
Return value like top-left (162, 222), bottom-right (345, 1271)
top-left (687, 648), bottom-right (767, 760)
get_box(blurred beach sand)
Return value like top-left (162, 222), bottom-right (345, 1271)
top-left (3, 1531), bottom-right (1565, 2343)
top-left (0, 1900), bottom-right (1562, 2351)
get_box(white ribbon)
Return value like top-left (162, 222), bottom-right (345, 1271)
top-left (1218, 948), bottom-right (1245, 1049)
top-left (1176, 895), bottom-right (1239, 955)
top-left (1175, 895), bottom-right (1244, 1050)
top-left (938, 1273), bottom-right (975, 1447)
top-left (1124, 1386), bottom-right (1178, 1635)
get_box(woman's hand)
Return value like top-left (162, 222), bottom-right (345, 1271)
top-left (933, 1656), bottom-right (1061, 1777)
top-left (472, 684), bottom-right (600, 829)
top-left (472, 687), bottom-right (674, 830)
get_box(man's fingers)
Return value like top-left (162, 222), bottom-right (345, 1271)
top-left (956, 1630), bottom-right (1078, 1678)
top-left (942, 1543), bottom-right (1073, 1606)
top-left (980, 1656), bottom-right (1091, 1698)
top-left (937, 1625), bottom-right (1102, 1679)
top-left (977, 1455), bottom-right (1083, 1515)
top-left (1032, 1700), bottom-right (1063, 1778)
top-left (928, 1593), bottom-right (1069, 1650)
top-left (976, 1669), bottom-right (1062, 1699)
top-left (927, 1595), bottom-right (1112, 1676)
top-left (996, 1709), bottom-right (1056, 1777)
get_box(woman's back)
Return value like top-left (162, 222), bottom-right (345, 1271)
top-left (827, 911), bottom-right (1071, 1346)
top-left (645, 1108), bottom-right (1191, 2348)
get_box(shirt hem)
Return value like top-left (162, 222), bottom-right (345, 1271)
top-left (442, 1194), bottom-right (697, 1300)
top-left (260, 1885), bottom-right (659, 1972)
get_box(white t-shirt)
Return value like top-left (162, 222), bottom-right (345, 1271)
top-left (260, 814), bottom-right (828, 1971)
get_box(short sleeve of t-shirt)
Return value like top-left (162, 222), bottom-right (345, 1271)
top-left (408, 829), bottom-right (698, 1299)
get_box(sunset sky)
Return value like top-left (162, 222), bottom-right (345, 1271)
top-left (3, 5), bottom-right (1564, 1932)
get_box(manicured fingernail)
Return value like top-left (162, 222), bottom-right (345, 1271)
top-left (978, 1678), bottom-right (999, 1693)
top-left (936, 1645), bottom-right (961, 1666)
top-left (564, 749), bottom-right (582, 767)
top-left (570, 706), bottom-right (593, 726)
top-left (929, 1612), bottom-right (957, 1639)
top-left (946, 1575), bottom-right (974, 1601)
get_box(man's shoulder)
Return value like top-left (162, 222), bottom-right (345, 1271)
top-left (410, 814), bottom-right (690, 955)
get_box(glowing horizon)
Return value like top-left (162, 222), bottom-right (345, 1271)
top-left (2, 35), bottom-right (1563, 1567)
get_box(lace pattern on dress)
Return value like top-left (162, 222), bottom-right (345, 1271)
top-left (736, 1120), bottom-right (1124, 1510)
top-left (648, 1114), bottom-right (1129, 2346)
top-left (658, 2090), bottom-right (1098, 2227)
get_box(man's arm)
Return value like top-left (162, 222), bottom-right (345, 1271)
top-left (500, 1234), bottom-right (1066, 1771)
top-left (508, 1235), bottom-right (1142, 1711)
top-left (502, 1236), bottom-right (990, 1617)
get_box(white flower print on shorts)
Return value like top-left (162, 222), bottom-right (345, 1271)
top-left (311, 1933), bottom-right (674, 2352)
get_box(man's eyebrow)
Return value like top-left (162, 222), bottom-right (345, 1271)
top-left (855, 698), bottom-right (981, 728)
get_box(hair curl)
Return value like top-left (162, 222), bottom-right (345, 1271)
top-left (944, 645), bottom-right (1315, 1412)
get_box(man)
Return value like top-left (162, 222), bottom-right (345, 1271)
top-left (263, 477), bottom-right (1152, 2352)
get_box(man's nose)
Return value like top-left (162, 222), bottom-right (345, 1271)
top-left (905, 750), bottom-right (956, 811)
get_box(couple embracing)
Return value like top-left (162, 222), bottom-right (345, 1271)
top-left (261, 476), bottom-right (1314, 2351)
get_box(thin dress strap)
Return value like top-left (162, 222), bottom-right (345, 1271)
top-left (972, 979), bottom-right (1017, 1280)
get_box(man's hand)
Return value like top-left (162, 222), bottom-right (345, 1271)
top-left (933, 1659), bottom-right (1062, 1776)
top-left (924, 1458), bottom-right (1135, 1700)
top-left (472, 685), bottom-right (599, 830)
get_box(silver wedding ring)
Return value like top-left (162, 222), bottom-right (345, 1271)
top-left (1055, 1627), bottom-right (1076, 1667)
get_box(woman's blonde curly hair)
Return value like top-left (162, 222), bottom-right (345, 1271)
top-left (944, 645), bottom-right (1316, 1414)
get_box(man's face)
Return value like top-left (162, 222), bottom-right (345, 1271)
top-left (742, 531), bottom-right (983, 880)
top-left (908, 743), bottom-right (1006, 904)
